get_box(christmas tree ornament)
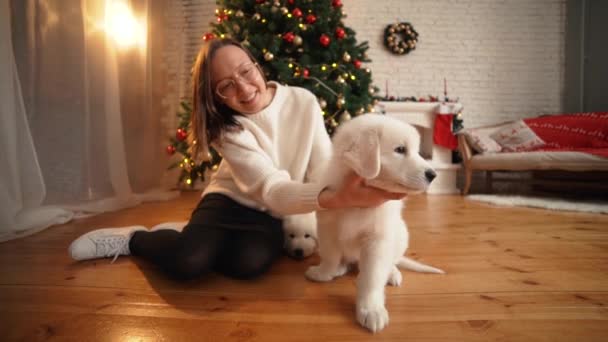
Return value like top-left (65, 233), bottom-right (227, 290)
top-left (342, 52), bottom-right (351, 62)
top-left (253, 13), bottom-right (261, 20)
top-left (319, 34), bottom-right (330, 47)
top-left (367, 104), bottom-right (374, 112)
top-left (369, 85), bottom-right (375, 95)
top-left (202, 33), bottom-right (215, 41)
top-left (336, 75), bottom-right (345, 84)
top-left (357, 107), bottom-right (365, 115)
top-left (299, 23), bottom-right (308, 31)
top-left (293, 35), bottom-right (303, 45)
top-left (306, 14), bottom-right (317, 24)
top-left (339, 111), bottom-right (351, 123)
top-left (332, 0), bottom-right (343, 8)
top-left (235, 10), bottom-right (244, 17)
top-left (283, 32), bottom-right (295, 43)
top-left (176, 128), bottom-right (188, 141)
top-left (292, 8), bottom-right (303, 17)
top-left (318, 98), bottom-right (327, 109)
top-left (302, 68), bottom-right (310, 78)
top-left (288, 0), bottom-right (295, 4)
top-left (336, 95), bottom-right (346, 108)
top-left (271, 6), bottom-right (278, 13)
top-left (281, 7), bottom-right (288, 15)
top-left (264, 51), bottom-right (274, 61)
top-left (232, 24), bottom-right (240, 33)
top-left (353, 59), bottom-right (362, 69)
top-left (166, 145), bottom-right (176, 155)
top-left (330, 118), bottom-right (339, 127)
top-left (335, 27), bottom-right (345, 39)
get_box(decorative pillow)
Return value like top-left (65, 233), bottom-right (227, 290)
top-left (461, 127), bottom-right (502, 153)
top-left (490, 120), bottom-right (545, 152)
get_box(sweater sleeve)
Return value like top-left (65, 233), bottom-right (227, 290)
top-left (215, 129), bottom-right (325, 215)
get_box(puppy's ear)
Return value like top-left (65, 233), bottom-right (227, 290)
top-left (342, 128), bottom-right (381, 179)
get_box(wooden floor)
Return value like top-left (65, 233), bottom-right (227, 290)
top-left (1, 192), bottom-right (607, 341)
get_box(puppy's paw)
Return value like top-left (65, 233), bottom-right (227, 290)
top-left (334, 263), bottom-right (349, 278)
top-left (305, 265), bottom-right (334, 282)
top-left (387, 266), bottom-right (402, 287)
top-left (356, 300), bottom-right (389, 333)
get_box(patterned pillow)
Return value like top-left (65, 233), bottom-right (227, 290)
top-left (461, 127), bottom-right (503, 153)
top-left (490, 120), bottom-right (545, 152)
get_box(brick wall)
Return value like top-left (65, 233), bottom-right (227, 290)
top-left (167, 0), bottom-right (566, 128)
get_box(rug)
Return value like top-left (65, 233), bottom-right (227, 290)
top-left (466, 194), bottom-right (608, 214)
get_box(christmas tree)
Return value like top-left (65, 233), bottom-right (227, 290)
top-left (167, 0), bottom-right (378, 188)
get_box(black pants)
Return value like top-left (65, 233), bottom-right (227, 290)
top-left (129, 194), bottom-right (284, 280)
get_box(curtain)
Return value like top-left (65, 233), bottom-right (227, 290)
top-left (1, 0), bottom-right (178, 242)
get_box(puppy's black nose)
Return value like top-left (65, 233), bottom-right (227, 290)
top-left (425, 169), bottom-right (437, 183)
top-left (294, 249), bottom-right (303, 258)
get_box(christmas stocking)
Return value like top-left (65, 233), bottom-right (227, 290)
top-left (433, 103), bottom-right (462, 150)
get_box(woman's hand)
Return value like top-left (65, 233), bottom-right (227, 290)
top-left (318, 172), bottom-right (406, 209)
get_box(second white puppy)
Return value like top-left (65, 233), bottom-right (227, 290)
top-left (283, 213), bottom-right (318, 260)
top-left (305, 114), bottom-right (444, 333)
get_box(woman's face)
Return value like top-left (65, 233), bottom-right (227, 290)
top-left (210, 45), bottom-right (272, 114)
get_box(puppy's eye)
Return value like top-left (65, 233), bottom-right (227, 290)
top-left (394, 145), bottom-right (407, 154)
top-left (304, 234), bottom-right (310, 238)
top-left (289, 234), bottom-right (295, 239)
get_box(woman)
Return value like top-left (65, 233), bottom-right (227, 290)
top-left (69, 38), bottom-right (405, 281)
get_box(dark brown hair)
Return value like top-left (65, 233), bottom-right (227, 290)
top-left (190, 38), bottom-right (265, 161)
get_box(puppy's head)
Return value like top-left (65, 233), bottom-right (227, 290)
top-left (282, 213), bottom-right (318, 260)
top-left (333, 114), bottom-right (436, 194)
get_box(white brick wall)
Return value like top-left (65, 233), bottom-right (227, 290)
top-left (168, 0), bottom-right (566, 128)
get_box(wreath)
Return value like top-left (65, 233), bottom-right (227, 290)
top-left (383, 22), bottom-right (418, 55)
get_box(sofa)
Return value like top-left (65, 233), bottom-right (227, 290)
top-left (457, 112), bottom-right (608, 195)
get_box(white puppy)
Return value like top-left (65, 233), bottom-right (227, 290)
top-left (283, 213), bottom-right (318, 260)
top-left (305, 114), bottom-right (445, 333)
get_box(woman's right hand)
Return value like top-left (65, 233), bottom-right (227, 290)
top-left (318, 171), bottom-right (406, 210)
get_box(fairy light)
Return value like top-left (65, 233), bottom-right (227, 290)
top-left (332, 63), bottom-right (338, 68)
top-left (321, 65), bottom-right (327, 71)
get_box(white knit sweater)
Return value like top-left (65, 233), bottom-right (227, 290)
top-left (202, 82), bottom-right (332, 217)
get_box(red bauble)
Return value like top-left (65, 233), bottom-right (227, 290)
top-left (256, 0), bottom-right (265, 3)
top-left (292, 8), bottom-right (302, 17)
top-left (302, 68), bottom-right (310, 78)
top-left (332, 0), bottom-right (343, 8)
top-left (306, 14), bottom-right (317, 24)
top-left (283, 32), bottom-right (295, 43)
top-left (166, 145), bottom-right (176, 155)
top-left (202, 33), bottom-right (215, 41)
top-left (319, 34), bottom-right (331, 47)
top-left (335, 27), bottom-right (345, 39)
top-left (353, 59), bottom-right (362, 69)
top-left (176, 128), bottom-right (188, 141)
top-left (288, 0), bottom-right (295, 4)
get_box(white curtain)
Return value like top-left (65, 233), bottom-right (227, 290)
top-left (1, 0), bottom-right (178, 242)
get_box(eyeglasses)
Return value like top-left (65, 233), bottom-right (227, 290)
top-left (215, 62), bottom-right (260, 99)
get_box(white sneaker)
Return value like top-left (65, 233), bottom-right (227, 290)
top-left (69, 225), bottom-right (146, 262)
top-left (150, 221), bottom-right (188, 232)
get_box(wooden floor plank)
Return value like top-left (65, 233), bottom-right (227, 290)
top-left (1, 192), bottom-right (607, 341)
